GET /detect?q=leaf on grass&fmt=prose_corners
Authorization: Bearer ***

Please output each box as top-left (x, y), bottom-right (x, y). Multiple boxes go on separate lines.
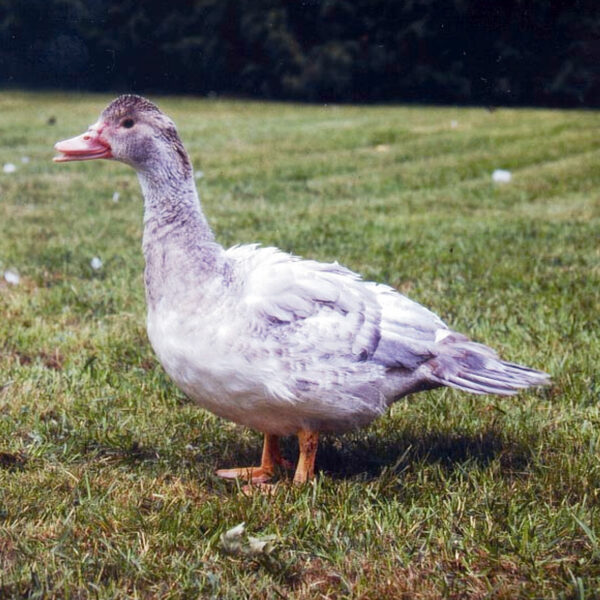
top-left (220, 522), bottom-right (278, 558)
top-left (220, 522), bottom-right (246, 555)
top-left (248, 535), bottom-right (277, 556)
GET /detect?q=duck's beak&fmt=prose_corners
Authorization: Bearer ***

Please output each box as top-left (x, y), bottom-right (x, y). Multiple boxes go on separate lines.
top-left (54, 125), bottom-right (112, 162)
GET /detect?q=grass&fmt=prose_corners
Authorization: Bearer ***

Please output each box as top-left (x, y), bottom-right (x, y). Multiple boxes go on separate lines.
top-left (0, 90), bottom-right (599, 599)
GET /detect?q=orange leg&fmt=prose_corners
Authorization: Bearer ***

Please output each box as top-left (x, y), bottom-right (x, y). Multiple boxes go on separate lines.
top-left (216, 433), bottom-right (291, 483)
top-left (293, 430), bottom-right (319, 484)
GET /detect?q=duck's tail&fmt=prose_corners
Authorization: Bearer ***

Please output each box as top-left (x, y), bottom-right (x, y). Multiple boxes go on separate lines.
top-left (427, 335), bottom-right (550, 396)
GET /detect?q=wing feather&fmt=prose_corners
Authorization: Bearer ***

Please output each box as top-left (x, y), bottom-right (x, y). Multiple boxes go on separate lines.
top-left (225, 245), bottom-right (447, 370)
top-left (223, 244), bottom-right (549, 405)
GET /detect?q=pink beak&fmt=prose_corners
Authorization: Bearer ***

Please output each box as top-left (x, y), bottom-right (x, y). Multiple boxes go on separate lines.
top-left (54, 126), bottom-right (112, 162)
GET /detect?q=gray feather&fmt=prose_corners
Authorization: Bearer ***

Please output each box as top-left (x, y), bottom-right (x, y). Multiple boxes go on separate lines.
top-left (426, 339), bottom-right (550, 396)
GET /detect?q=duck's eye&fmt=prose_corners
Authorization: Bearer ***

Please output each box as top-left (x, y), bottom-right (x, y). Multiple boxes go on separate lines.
top-left (121, 118), bottom-right (135, 129)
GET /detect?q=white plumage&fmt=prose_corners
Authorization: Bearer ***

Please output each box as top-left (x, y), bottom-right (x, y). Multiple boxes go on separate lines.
top-left (54, 95), bottom-right (549, 485)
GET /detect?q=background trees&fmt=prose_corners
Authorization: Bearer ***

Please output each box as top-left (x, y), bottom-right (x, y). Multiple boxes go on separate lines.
top-left (0, 0), bottom-right (597, 106)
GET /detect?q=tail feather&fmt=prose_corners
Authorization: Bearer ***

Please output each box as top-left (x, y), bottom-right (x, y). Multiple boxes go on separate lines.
top-left (444, 373), bottom-right (518, 396)
top-left (428, 340), bottom-right (550, 396)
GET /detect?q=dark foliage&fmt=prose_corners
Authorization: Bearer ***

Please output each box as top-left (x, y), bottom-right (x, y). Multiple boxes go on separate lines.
top-left (0, 0), bottom-right (598, 106)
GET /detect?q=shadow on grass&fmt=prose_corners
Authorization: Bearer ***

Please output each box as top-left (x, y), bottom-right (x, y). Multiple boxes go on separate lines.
top-left (211, 425), bottom-right (536, 482)
top-left (315, 426), bottom-right (535, 481)
top-left (70, 422), bottom-right (536, 484)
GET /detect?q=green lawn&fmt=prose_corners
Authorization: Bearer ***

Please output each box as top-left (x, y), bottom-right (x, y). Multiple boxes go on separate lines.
top-left (0, 91), bottom-right (599, 599)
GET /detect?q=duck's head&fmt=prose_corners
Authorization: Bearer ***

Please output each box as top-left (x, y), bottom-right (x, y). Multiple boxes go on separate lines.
top-left (54, 95), bottom-right (191, 176)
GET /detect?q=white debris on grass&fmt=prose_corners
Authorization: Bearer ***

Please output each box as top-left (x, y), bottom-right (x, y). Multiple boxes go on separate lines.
top-left (112, 191), bottom-right (120, 203)
top-left (21, 156), bottom-right (30, 164)
top-left (450, 120), bottom-right (458, 128)
top-left (492, 169), bottom-right (512, 183)
top-left (3, 163), bottom-right (16, 174)
top-left (194, 170), bottom-right (204, 180)
top-left (4, 270), bottom-right (20, 285)
top-left (219, 522), bottom-right (277, 558)
top-left (220, 522), bottom-right (246, 556)
top-left (375, 144), bottom-right (390, 153)
top-left (90, 257), bottom-right (103, 270)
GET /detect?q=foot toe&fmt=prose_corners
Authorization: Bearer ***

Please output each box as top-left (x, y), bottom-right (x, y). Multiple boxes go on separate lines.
top-left (216, 466), bottom-right (272, 483)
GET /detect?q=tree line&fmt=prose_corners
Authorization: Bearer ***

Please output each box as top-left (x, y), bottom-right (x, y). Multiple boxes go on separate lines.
top-left (0, 0), bottom-right (597, 107)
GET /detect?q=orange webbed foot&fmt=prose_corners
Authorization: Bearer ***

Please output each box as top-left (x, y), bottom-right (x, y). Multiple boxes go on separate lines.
top-left (215, 466), bottom-right (273, 483)
top-left (217, 431), bottom-right (319, 489)
top-left (216, 433), bottom-right (288, 485)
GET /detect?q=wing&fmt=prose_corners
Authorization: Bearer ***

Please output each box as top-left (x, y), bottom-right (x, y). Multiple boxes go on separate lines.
top-left (225, 244), bottom-right (450, 370)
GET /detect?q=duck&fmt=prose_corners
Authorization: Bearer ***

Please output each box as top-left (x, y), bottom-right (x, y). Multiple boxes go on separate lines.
top-left (54, 95), bottom-right (549, 486)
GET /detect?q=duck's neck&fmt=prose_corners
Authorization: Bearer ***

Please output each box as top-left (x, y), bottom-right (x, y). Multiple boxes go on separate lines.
top-left (139, 170), bottom-right (214, 245)
top-left (138, 169), bottom-right (220, 310)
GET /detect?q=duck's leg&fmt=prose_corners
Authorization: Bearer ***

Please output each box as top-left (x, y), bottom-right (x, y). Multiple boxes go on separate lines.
top-left (216, 433), bottom-right (291, 483)
top-left (293, 430), bottom-right (319, 484)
